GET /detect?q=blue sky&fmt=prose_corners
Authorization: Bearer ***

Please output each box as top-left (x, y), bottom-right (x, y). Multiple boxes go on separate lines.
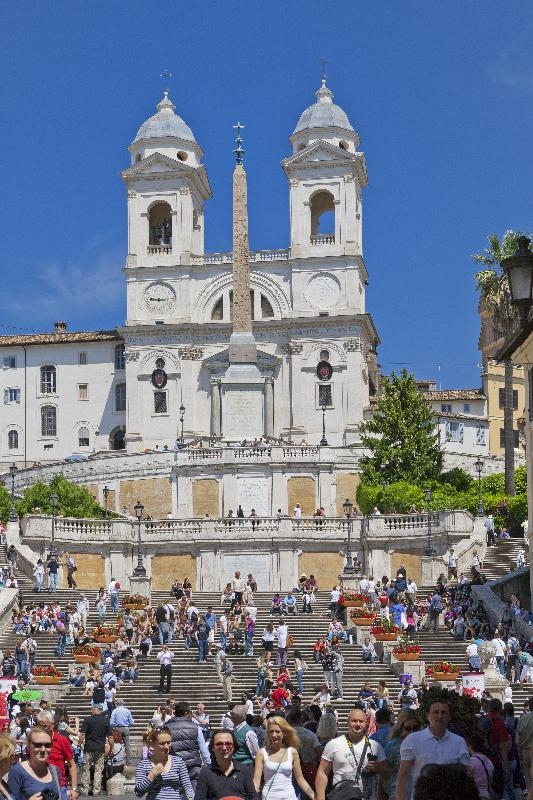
top-left (1, 1), bottom-right (533, 388)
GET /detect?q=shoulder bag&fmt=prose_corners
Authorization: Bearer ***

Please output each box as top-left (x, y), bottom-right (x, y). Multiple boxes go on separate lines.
top-left (474, 754), bottom-right (497, 800)
top-left (327, 737), bottom-right (369, 800)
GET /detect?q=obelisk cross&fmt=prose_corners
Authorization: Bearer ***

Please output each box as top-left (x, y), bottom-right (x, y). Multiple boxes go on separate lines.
top-left (233, 122), bottom-right (245, 165)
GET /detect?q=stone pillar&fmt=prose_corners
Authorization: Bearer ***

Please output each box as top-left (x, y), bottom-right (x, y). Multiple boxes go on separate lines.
top-left (129, 575), bottom-right (152, 605)
top-left (265, 378), bottom-right (274, 437)
top-left (210, 379), bottom-right (221, 437)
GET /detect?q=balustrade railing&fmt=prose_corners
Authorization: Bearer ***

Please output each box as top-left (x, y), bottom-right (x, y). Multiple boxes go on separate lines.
top-left (310, 234), bottom-right (335, 245)
top-left (190, 248), bottom-right (290, 266)
top-left (147, 244), bottom-right (172, 254)
top-left (383, 512), bottom-right (441, 530)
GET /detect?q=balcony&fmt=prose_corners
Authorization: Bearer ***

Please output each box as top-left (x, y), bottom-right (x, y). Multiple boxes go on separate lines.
top-left (310, 235), bottom-right (335, 245)
top-left (147, 245), bottom-right (172, 255)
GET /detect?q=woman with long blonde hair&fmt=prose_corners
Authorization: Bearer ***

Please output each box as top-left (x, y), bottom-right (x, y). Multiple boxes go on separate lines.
top-left (253, 716), bottom-right (314, 799)
top-left (385, 709), bottom-right (421, 800)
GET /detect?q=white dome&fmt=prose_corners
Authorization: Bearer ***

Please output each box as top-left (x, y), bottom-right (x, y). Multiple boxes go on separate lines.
top-left (133, 92), bottom-right (196, 144)
top-left (293, 80), bottom-right (354, 134)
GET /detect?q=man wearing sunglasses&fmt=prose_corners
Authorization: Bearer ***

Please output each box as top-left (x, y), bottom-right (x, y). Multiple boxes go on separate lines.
top-left (396, 699), bottom-right (470, 800)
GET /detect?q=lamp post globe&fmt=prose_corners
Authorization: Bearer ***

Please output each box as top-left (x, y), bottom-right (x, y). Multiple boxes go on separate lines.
top-left (179, 404), bottom-right (186, 444)
top-left (102, 485), bottom-right (110, 518)
top-left (133, 500), bottom-right (146, 577)
top-left (501, 236), bottom-right (533, 324)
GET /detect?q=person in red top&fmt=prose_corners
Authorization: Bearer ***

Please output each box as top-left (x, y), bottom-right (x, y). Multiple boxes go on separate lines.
top-left (37, 710), bottom-right (78, 800)
top-left (270, 682), bottom-right (290, 710)
top-left (485, 698), bottom-right (511, 798)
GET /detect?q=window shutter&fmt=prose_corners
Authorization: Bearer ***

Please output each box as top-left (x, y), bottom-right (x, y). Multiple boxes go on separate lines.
top-left (459, 423), bottom-right (464, 443)
top-left (3, 389), bottom-right (8, 404)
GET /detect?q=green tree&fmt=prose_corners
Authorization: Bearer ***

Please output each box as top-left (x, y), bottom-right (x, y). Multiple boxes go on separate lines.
top-left (473, 231), bottom-right (532, 496)
top-left (358, 369), bottom-right (443, 486)
top-left (16, 474), bottom-right (105, 520)
top-left (0, 484), bottom-right (14, 524)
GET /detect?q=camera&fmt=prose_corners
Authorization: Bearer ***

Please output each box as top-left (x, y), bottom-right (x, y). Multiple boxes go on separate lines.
top-left (41, 789), bottom-right (59, 800)
top-left (367, 753), bottom-right (377, 762)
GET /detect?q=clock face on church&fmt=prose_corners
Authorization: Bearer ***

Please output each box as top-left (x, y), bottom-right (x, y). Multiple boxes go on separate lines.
top-left (143, 282), bottom-right (176, 315)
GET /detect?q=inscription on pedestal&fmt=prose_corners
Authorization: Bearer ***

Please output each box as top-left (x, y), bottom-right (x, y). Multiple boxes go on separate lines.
top-left (237, 476), bottom-right (270, 516)
top-left (223, 386), bottom-right (264, 440)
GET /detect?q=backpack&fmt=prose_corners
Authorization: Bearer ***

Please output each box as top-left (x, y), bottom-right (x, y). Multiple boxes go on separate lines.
top-left (190, 610), bottom-right (198, 623)
top-left (429, 597), bottom-right (442, 614)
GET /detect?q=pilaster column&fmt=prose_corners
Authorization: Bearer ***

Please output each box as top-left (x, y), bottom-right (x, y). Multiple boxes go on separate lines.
top-left (210, 379), bottom-right (221, 437)
top-left (265, 377), bottom-right (274, 437)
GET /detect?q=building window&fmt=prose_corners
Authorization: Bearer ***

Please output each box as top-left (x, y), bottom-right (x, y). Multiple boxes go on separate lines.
top-left (463, 403), bottom-right (471, 413)
top-left (476, 425), bottom-right (486, 445)
top-left (155, 357), bottom-right (166, 370)
top-left (41, 405), bottom-right (57, 437)
top-left (499, 388), bottom-right (518, 410)
top-left (40, 365), bottom-right (56, 394)
top-left (441, 403), bottom-right (452, 413)
top-left (8, 430), bottom-right (18, 449)
top-left (318, 384), bottom-right (333, 407)
top-left (4, 388), bottom-right (20, 404)
top-left (445, 421), bottom-right (464, 443)
top-left (78, 384), bottom-right (88, 400)
top-left (320, 349), bottom-right (330, 362)
top-left (79, 352), bottom-right (87, 365)
top-left (115, 383), bottom-right (126, 412)
top-left (2, 356), bottom-right (16, 369)
top-left (114, 344), bottom-right (125, 370)
top-left (154, 391), bottom-right (168, 414)
top-left (78, 426), bottom-right (90, 447)
top-left (500, 428), bottom-right (520, 448)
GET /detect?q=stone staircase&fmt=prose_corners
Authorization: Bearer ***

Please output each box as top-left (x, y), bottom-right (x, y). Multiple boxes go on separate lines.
top-left (1, 539), bottom-right (528, 737)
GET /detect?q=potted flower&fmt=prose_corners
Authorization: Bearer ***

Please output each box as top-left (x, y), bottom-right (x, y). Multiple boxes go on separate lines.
top-left (349, 607), bottom-right (377, 625)
top-left (340, 591), bottom-right (371, 608)
top-left (32, 665), bottom-right (62, 685)
top-left (92, 624), bottom-right (121, 643)
top-left (392, 639), bottom-right (423, 661)
top-left (370, 621), bottom-right (401, 641)
top-left (426, 661), bottom-right (461, 681)
top-left (73, 645), bottom-right (102, 664)
top-left (121, 594), bottom-right (150, 610)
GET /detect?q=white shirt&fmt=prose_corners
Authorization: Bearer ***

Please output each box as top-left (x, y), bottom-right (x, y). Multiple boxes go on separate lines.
top-left (407, 581), bottom-right (418, 594)
top-left (359, 579), bottom-right (369, 594)
top-left (400, 727), bottom-right (470, 789)
top-left (493, 638), bottom-right (506, 658)
top-left (294, 506), bottom-right (302, 518)
top-left (466, 642), bottom-right (478, 658)
top-left (157, 649), bottom-right (174, 666)
top-left (331, 589), bottom-right (341, 603)
top-left (276, 625), bottom-right (288, 648)
top-left (322, 735), bottom-right (385, 797)
top-left (448, 554), bottom-right (458, 568)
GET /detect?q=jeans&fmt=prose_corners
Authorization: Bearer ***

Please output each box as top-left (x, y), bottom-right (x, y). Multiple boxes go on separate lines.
top-left (197, 640), bottom-right (208, 662)
top-left (220, 631), bottom-right (227, 651)
top-left (110, 593), bottom-right (119, 613)
top-left (56, 633), bottom-right (66, 656)
top-left (245, 634), bottom-right (254, 656)
top-left (255, 674), bottom-right (266, 696)
top-left (49, 573), bottom-right (58, 592)
top-left (296, 668), bottom-right (303, 694)
top-left (16, 656), bottom-right (26, 677)
top-left (34, 574), bottom-right (43, 592)
top-left (496, 655), bottom-right (505, 675)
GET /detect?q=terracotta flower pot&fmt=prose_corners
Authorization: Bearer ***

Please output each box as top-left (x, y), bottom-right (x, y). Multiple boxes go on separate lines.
top-left (122, 604), bottom-right (147, 611)
top-left (33, 676), bottom-right (61, 685)
top-left (74, 654), bottom-right (100, 664)
top-left (352, 617), bottom-right (377, 625)
top-left (373, 633), bottom-right (399, 641)
top-left (394, 652), bottom-right (421, 661)
top-left (432, 672), bottom-right (460, 682)
top-left (344, 600), bottom-right (364, 608)
top-left (93, 636), bottom-right (119, 643)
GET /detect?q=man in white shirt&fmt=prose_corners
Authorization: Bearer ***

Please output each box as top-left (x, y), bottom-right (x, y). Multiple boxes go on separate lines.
top-left (294, 503), bottom-right (302, 526)
top-left (157, 644), bottom-right (174, 693)
top-left (359, 576), bottom-right (370, 595)
top-left (77, 595), bottom-right (89, 629)
top-left (446, 548), bottom-right (458, 580)
top-left (466, 641), bottom-right (480, 671)
top-left (492, 634), bottom-right (507, 675)
top-left (275, 623), bottom-right (288, 666)
top-left (218, 613), bottom-right (228, 651)
top-left (315, 705), bottom-right (388, 800)
top-left (396, 700), bottom-right (470, 800)
top-left (406, 578), bottom-right (418, 601)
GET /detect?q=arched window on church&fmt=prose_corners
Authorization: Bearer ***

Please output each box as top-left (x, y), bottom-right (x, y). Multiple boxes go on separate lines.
top-left (8, 430), bottom-right (18, 449)
top-left (310, 191), bottom-right (335, 244)
top-left (210, 290), bottom-right (276, 322)
top-left (78, 426), bottom-right (90, 447)
top-left (110, 426), bottom-right (125, 451)
top-left (148, 202), bottom-right (172, 250)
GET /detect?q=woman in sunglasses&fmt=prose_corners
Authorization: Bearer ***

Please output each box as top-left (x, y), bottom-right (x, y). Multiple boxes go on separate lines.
top-left (7, 725), bottom-right (62, 800)
top-left (195, 728), bottom-right (258, 799)
top-left (384, 710), bottom-right (421, 800)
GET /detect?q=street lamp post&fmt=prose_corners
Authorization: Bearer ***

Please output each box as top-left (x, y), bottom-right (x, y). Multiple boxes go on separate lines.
top-left (424, 487), bottom-right (434, 556)
top-left (133, 500), bottom-right (146, 577)
top-left (320, 405), bottom-right (328, 447)
top-left (8, 463), bottom-right (18, 522)
top-left (179, 404), bottom-right (185, 444)
top-left (49, 493), bottom-right (58, 556)
top-left (102, 485), bottom-right (110, 518)
top-left (342, 498), bottom-right (355, 574)
top-left (475, 457), bottom-right (484, 516)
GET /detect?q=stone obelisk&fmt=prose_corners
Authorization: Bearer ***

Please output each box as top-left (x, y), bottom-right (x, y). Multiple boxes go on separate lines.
top-left (228, 125), bottom-right (258, 365)
top-left (221, 124), bottom-right (264, 439)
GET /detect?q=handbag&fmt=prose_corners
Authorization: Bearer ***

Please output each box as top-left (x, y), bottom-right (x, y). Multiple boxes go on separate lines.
top-left (327, 737), bottom-right (369, 800)
top-left (475, 754), bottom-right (498, 800)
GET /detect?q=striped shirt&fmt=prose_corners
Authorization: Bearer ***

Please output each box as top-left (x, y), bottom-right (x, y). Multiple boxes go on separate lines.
top-left (135, 755), bottom-right (194, 800)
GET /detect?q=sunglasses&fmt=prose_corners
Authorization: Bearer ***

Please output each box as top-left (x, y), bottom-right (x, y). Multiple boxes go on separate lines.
top-left (214, 742), bottom-right (234, 749)
top-left (31, 742), bottom-right (52, 749)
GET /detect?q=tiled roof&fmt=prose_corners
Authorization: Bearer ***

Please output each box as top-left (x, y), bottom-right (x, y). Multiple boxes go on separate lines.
top-left (0, 330), bottom-right (121, 346)
top-left (425, 389), bottom-right (485, 401)
top-left (434, 411), bottom-right (487, 422)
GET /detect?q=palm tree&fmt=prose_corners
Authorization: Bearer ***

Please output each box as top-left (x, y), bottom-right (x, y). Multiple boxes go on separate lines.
top-left (473, 231), bottom-right (532, 496)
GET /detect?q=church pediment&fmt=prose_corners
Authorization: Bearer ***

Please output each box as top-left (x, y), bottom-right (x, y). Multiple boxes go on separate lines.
top-left (283, 140), bottom-right (357, 167)
top-left (122, 152), bottom-right (193, 179)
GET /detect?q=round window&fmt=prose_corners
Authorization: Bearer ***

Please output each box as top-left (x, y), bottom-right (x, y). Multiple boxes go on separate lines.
top-left (320, 349), bottom-right (330, 362)
top-left (155, 358), bottom-right (166, 369)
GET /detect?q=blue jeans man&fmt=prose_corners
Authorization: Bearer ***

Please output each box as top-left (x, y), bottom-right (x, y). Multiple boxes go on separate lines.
top-left (220, 630), bottom-right (227, 651)
top-left (158, 622), bottom-right (172, 645)
top-left (56, 632), bottom-right (66, 656)
top-left (496, 655), bottom-right (505, 675)
top-left (110, 592), bottom-right (119, 613)
top-left (49, 572), bottom-right (58, 592)
top-left (197, 639), bottom-right (208, 662)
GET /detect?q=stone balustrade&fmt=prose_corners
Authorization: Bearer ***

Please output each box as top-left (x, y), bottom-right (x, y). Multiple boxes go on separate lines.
top-left (190, 248), bottom-right (290, 266)
top-left (383, 512), bottom-right (440, 530)
top-left (310, 234), bottom-right (335, 245)
top-left (146, 244), bottom-right (171, 254)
